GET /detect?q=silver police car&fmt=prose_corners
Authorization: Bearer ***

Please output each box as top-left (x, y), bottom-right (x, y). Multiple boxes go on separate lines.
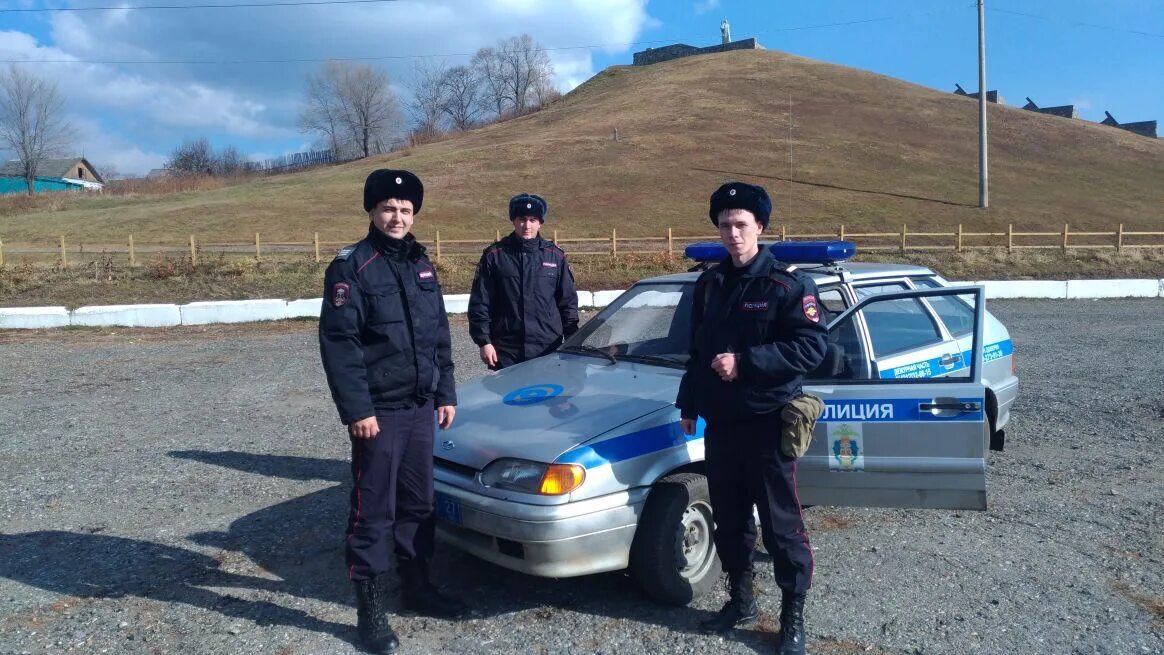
top-left (433, 241), bottom-right (1018, 604)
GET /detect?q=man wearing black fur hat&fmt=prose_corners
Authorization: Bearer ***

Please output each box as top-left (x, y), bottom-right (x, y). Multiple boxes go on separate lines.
top-left (468, 193), bottom-right (579, 370)
top-left (676, 181), bottom-right (827, 655)
top-left (319, 169), bottom-right (465, 654)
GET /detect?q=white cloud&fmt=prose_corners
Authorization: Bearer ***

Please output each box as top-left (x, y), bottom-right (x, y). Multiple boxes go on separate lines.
top-left (694, 0), bottom-right (721, 16)
top-left (2, 2), bottom-right (653, 173)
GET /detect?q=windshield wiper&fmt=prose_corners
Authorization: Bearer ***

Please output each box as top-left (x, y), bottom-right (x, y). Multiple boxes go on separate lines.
top-left (621, 353), bottom-right (688, 366)
top-left (561, 344), bottom-right (617, 365)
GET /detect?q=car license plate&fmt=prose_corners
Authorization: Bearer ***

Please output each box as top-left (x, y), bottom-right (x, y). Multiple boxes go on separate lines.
top-left (435, 493), bottom-right (462, 525)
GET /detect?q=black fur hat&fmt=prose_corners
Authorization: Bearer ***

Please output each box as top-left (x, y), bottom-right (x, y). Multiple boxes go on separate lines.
top-left (364, 169), bottom-right (423, 213)
top-left (708, 181), bottom-right (772, 229)
top-left (508, 193), bottom-right (548, 222)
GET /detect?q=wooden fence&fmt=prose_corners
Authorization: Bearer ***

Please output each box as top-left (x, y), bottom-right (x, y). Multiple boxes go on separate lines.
top-left (2, 223), bottom-right (1162, 268)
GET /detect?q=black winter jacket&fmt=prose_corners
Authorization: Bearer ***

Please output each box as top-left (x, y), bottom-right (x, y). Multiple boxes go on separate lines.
top-left (468, 234), bottom-right (579, 361)
top-left (319, 226), bottom-right (456, 423)
top-left (676, 245), bottom-right (827, 424)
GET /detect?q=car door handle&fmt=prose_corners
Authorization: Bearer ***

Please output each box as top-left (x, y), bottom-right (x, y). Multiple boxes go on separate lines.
top-left (920, 398), bottom-right (981, 413)
top-left (938, 353), bottom-right (962, 367)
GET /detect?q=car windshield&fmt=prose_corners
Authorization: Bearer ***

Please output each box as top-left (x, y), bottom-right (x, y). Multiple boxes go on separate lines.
top-left (563, 283), bottom-right (693, 366)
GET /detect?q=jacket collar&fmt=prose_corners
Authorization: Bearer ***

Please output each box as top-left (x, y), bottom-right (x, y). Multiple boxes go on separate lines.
top-left (717, 244), bottom-right (776, 278)
top-left (366, 224), bottom-right (426, 260)
top-left (502, 232), bottom-right (544, 253)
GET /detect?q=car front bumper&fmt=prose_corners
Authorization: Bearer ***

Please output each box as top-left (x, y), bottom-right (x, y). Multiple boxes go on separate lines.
top-left (433, 480), bottom-right (648, 578)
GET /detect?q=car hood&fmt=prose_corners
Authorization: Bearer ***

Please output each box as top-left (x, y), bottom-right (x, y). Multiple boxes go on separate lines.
top-left (435, 353), bottom-right (681, 470)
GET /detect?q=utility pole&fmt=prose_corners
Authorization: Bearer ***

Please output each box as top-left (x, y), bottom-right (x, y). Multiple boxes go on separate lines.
top-left (978, 0), bottom-right (989, 208)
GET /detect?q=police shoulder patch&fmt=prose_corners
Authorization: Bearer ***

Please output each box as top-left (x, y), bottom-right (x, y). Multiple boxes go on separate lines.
top-left (334, 246), bottom-right (356, 261)
top-left (802, 294), bottom-right (821, 323)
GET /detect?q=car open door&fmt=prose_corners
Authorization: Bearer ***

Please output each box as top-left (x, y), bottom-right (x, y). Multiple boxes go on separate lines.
top-left (800, 286), bottom-right (989, 510)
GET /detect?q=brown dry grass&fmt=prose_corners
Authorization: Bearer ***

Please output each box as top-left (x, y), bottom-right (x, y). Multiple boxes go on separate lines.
top-left (0, 49), bottom-right (1159, 250)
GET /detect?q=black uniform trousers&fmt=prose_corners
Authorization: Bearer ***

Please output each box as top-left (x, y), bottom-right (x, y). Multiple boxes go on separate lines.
top-left (705, 412), bottom-right (814, 594)
top-left (345, 400), bottom-right (436, 582)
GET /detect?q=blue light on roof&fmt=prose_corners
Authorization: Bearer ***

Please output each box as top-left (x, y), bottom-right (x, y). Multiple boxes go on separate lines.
top-left (770, 240), bottom-right (857, 263)
top-left (683, 242), bottom-right (728, 262)
top-left (684, 240), bottom-right (857, 264)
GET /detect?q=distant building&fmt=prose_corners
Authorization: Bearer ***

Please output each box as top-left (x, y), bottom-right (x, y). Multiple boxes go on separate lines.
top-left (633, 37), bottom-right (763, 66)
top-left (953, 83), bottom-right (1003, 104)
top-left (1100, 111), bottom-right (1157, 139)
top-left (145, 167), bottom-right (173, 180)
top-left (0, 157), bottom-right (106, 195)
top-left (1022, 97), bottom-right (1076, 118)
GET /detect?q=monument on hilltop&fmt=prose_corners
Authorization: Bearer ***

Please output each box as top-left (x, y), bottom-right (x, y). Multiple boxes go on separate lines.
top-left (633, 18), bottom-right (760, 66)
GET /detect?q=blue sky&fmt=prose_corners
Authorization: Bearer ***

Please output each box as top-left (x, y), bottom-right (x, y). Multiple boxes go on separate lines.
top-left (1, 0), bottom-right (1159, 175)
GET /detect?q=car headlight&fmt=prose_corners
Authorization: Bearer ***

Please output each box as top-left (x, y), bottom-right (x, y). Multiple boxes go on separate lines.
top-left (478, 458), bottom-right (586, 496)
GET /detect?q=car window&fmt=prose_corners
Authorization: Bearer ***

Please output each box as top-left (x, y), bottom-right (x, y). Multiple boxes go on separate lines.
top-left (852, 282), bottom-right (944, 357)
top-left (814, 290), bottom-right (980, 382)
top-left (809, 286), bottom-right (868, 381)
top-left (911, 277), bottom-right (974, 336)
top-left (567, 284), bottom-right (692, 361)
top-left (816, 286), bottom-right (847, 319)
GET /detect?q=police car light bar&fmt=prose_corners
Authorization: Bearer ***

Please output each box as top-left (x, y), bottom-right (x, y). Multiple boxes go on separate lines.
top-left (684, 240), bottom-right (857, 264)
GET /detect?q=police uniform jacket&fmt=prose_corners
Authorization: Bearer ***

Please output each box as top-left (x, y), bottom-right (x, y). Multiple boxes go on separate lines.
top-left (676, 245), bottom-right (828, 424)
top-left (319, 226), bottom-right (456, 423)
top-left (468, 234), bottom-right (579, 360)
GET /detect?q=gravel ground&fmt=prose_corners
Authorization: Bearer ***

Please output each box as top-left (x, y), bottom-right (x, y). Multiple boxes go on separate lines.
top-left (1, 300), bottom-right (1161, 655)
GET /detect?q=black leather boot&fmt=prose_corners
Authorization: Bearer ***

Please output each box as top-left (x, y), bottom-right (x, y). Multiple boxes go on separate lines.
top-left (399, 558), bottom-right (467, 619)
top-left (353, 574), bottom-right (399, 654)
top-left (699, 571), bottom-right (759, 634)
top-left (775, 589), bottom-right (806, 655)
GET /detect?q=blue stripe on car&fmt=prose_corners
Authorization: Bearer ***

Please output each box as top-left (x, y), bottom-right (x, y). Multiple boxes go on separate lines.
top-left (557, 398), bottom-right (983, 467)
top-left (879, 339), bottom-right (1013, 379)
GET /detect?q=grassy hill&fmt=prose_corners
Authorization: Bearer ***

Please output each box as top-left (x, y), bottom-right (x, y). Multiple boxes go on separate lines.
top-left (2, 48), bottom-right (1162, 249)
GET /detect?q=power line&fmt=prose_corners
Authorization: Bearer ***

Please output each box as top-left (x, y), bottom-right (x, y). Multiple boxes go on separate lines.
top-left (0, 0), bottom-right (401, 12)
top-left (0, 39), bottom-right (686, 65)
top-left (989, 6), bottom-right (1163, 39)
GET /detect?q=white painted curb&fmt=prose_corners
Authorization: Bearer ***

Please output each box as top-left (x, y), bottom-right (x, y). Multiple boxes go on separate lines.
top-left (1, 280), bottom-right (1161, 330)
top-left (444, 294), bottom-right (470, 314)
top-left (0, 306), bottom-right (70, 329)
top-left (72, 304), bottom-right (181, 328)
top-left (1066, 279), bottom-right (1160, 299)
top-left (975, 280), bottom-right (1068, 300)
top-left (286, 298), bottom-right (323, 319)
top-left (180, 299), bottom-right (288, 325)
top-left (592, 290), bottom-right (624, 308)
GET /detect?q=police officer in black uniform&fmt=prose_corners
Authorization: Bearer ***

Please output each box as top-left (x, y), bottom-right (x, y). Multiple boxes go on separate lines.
top-left (468, 193), bottom-right (579, 370)
top-left (676, 182), bottom-right (827, 655)
top-left (319, 169), bottom-right (464, 654)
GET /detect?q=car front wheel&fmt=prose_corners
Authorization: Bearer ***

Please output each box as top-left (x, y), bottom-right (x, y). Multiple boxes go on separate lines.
top-left (629, 472), bottom-right (722, 605)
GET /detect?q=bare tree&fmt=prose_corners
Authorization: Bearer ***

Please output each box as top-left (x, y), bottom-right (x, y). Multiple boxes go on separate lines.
top-left (0, 65), bottom-right (75, 195)
top-left (439, 65), bottom-right (481, 130)
top-left (407, 60), bottom-right (448, 141)
top-left (298, 61), bottom-right (403, 159)
top-left (472, 47), bottom-right (510, 119)
top-left (167, 137), bottom-right (215, 176)
top-left (496, 34), bottom-right (555, 114)
top-left (298, 64), bottom-right (345, 154)
top-left (216, 144), bottom-right (247, 176)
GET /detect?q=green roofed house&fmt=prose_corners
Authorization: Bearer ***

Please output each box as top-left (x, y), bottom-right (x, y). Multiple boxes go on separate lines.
top-left (0, 157), bottom-right (106, 195)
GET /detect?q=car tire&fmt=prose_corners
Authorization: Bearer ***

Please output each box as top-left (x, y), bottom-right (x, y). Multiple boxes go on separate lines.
top-left (629, 472), bottom-right (722, 605)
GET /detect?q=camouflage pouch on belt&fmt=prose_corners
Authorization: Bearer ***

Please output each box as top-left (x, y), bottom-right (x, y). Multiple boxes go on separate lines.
top-left (780, 393), bottom-right (825, 459)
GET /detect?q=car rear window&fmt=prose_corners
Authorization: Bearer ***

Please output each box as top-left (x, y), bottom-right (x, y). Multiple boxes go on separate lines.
top-left (853, 283), bottom-right (944, 357)
top-left (912, 277), bottom-right (975, 337)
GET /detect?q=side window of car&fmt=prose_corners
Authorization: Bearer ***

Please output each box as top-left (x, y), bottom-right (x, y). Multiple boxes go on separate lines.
top-left (911, 277), bottom-right (974, 337)
top-left (809, 286), bottom-right (870, 381)
top-left (853, 283), bottom-right (944, 357)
